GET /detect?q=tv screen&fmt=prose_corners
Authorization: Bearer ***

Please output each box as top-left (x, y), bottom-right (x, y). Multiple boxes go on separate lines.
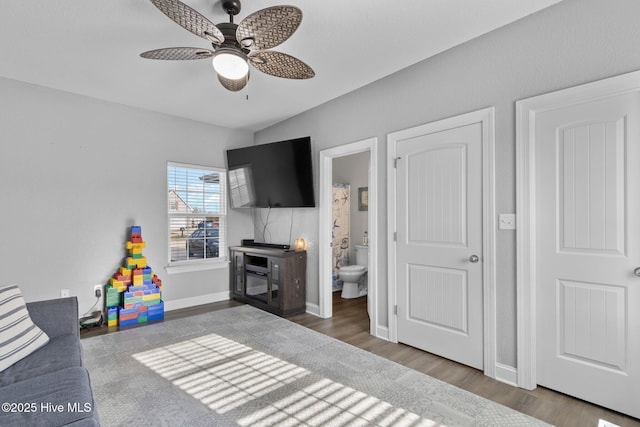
top-left (226, 137), bottom-right (315, 208)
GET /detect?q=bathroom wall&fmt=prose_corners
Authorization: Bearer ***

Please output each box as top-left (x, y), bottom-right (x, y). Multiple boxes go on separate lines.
top-left (333, 151), bottom-right (370, 263)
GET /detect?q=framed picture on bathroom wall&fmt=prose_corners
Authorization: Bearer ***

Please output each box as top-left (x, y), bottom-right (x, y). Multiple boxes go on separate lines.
top-left (358, 187), bottom-right (368, 211)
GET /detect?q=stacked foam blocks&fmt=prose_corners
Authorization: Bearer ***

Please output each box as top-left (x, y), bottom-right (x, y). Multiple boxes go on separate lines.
top-left (105, 226), bottom-right (164, 327)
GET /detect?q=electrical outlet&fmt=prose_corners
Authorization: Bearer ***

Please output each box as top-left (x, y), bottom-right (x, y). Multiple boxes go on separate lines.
top-left (60, 289), bottom-right (70, 298)
top-left (94, 285), bottom-right (102, 298)
top-left (499, 213), bottom-right (516, 230)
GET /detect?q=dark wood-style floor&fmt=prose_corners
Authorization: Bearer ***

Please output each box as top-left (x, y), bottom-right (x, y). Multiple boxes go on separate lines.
top-left (81, 294), bottom-right (639, 427)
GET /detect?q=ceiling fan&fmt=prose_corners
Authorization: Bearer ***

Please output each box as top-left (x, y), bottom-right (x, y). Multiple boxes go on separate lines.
top-left (141, 0), bottom-right (315, 91)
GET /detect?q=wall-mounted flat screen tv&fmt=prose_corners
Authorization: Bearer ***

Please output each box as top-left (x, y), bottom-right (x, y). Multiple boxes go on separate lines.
top-left (226, 136), bottom-right (315, 208)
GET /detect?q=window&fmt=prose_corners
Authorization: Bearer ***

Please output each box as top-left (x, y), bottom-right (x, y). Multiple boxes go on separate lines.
top-left (167, 162), bottom-right (226, 266)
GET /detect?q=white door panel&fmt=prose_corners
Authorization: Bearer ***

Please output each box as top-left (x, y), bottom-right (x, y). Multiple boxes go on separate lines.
top-left (396, 122), bottom-right (483, 370)
top-left (535, 91), bottom-right (640, 417)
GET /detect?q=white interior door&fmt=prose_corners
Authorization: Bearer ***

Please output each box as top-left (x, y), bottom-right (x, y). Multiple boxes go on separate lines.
top-left (534, 91), bottom-right (640, 417)
top-left (395, 122), bottom-right (483, 370)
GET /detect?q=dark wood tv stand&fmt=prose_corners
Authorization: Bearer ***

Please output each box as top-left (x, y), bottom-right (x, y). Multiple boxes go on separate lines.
top-left (229, 246), bottom-right (306, 317)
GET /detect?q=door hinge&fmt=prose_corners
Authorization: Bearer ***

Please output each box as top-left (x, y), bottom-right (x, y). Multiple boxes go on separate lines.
top-left (393, 157), bottom-right (401, 168)
top-left (394, 305), bottom-right (398, 315)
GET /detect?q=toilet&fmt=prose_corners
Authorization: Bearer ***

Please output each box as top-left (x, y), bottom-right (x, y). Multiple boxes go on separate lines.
top-left (339, 244), bottom-right (368, 299)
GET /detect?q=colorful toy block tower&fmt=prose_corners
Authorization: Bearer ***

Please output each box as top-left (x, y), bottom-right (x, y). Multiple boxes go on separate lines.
top-left (105, 226), bottom-right (164, 327)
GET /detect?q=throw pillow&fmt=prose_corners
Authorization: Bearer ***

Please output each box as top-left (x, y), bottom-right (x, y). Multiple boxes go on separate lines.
top-left (0, 285), bottom-right (50, 372)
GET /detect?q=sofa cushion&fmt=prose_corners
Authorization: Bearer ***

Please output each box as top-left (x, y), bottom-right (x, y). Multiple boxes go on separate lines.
top-left (0, 366), bottom-right (99, 426)
top-left (27, 297), bottom-right (80, 339)
top-left (0, 333), bottom-right (82, 386)
top-left (0, 285), bottom-right (50, 372)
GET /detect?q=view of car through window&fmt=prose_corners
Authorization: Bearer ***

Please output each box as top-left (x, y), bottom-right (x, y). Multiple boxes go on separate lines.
top-left (186, 224), bottom-right (219, 258)
top-left (168, 163), bottom-right (225, 263)
top-left (169, 217), bottom-right (221, 262)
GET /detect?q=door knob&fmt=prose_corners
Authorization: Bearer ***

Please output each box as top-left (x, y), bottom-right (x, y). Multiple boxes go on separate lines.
top-left (634, 267), bottom-right (640, 277)
top-left (469, 255), bottom-right (480, 263)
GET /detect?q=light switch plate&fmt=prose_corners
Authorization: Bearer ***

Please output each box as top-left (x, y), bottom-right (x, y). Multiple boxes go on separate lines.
top-left (499, 214), bottom-right (516, 230)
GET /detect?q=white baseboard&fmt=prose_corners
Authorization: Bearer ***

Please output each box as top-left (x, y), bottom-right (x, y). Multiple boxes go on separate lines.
top-left (495, 363), bottom-right (518, 387)
top-left (374, 325), bottom-right (389, 341)
top-left (163, 291), bottom-right (230, 312)
top-left (305, 302), bottom-right (321, 317)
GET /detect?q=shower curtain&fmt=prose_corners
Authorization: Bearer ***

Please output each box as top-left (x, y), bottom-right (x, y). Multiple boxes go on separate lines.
top-left (332, 183), bottom-right (350, 291)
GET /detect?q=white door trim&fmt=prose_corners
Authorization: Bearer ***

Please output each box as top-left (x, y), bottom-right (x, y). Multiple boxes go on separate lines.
top-left (318, 138), bottom-right (380, 337)
top-left (387, 107), bottom-right (497, 377)
top-left (515, 69), bottom-right (640, 389)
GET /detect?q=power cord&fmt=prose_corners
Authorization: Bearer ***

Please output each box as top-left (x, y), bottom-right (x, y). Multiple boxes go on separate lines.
top-left (80, 295), bottom-right (103, 329)
top-left (81, 296), bottom-right (100, 318)
top-left (288, 208), bottom-right (294, 247)
top-left (262, 206), bottom-right (272, 242)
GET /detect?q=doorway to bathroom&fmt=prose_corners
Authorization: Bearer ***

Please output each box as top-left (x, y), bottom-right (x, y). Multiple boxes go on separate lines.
top-left (319, 137), bottom-right (379, 337)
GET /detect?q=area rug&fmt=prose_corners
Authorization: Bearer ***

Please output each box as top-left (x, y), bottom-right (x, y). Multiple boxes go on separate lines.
top-left (81, 305), bottom-right (551, 426)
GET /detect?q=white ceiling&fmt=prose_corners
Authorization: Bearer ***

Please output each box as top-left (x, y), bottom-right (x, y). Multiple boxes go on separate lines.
top-left (0, 0), bottom-right (562, 131)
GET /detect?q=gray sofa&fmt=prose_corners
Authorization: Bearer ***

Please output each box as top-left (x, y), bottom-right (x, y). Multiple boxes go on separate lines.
top-left (0, 297), bottom-right (99, 426)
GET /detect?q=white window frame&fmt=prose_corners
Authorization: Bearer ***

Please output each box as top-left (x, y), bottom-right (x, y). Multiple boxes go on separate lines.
top-left (165, 162), bottom-right (228, 274)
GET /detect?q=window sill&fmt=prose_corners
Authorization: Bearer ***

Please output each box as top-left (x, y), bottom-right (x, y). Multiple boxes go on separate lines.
top-left (164, 259), bottom-right (229, 275)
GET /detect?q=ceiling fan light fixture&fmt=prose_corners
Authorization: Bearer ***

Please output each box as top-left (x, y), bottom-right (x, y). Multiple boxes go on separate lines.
top-left (212, 48), bottom-right (249, 80)
top-left (143, 0), bottom-right (314, 88)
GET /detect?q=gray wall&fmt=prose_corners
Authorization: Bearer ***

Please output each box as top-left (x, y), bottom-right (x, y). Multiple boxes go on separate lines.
top-left (0, 78), bottom-right (253, 314)
top-left (254, 0), bottom-right (640, 368)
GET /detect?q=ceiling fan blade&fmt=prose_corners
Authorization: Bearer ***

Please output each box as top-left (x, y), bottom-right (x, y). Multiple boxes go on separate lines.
top-left (218, 72), bottom-right (250, 92)
top-left (140, 47), bottom-right (214, 60)
top-left (249, 51), bottom-right (314, 79)
top-left (236, 6), bottom-right (302, 50)
top-left (149, 0), bottom-right (224, 44)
